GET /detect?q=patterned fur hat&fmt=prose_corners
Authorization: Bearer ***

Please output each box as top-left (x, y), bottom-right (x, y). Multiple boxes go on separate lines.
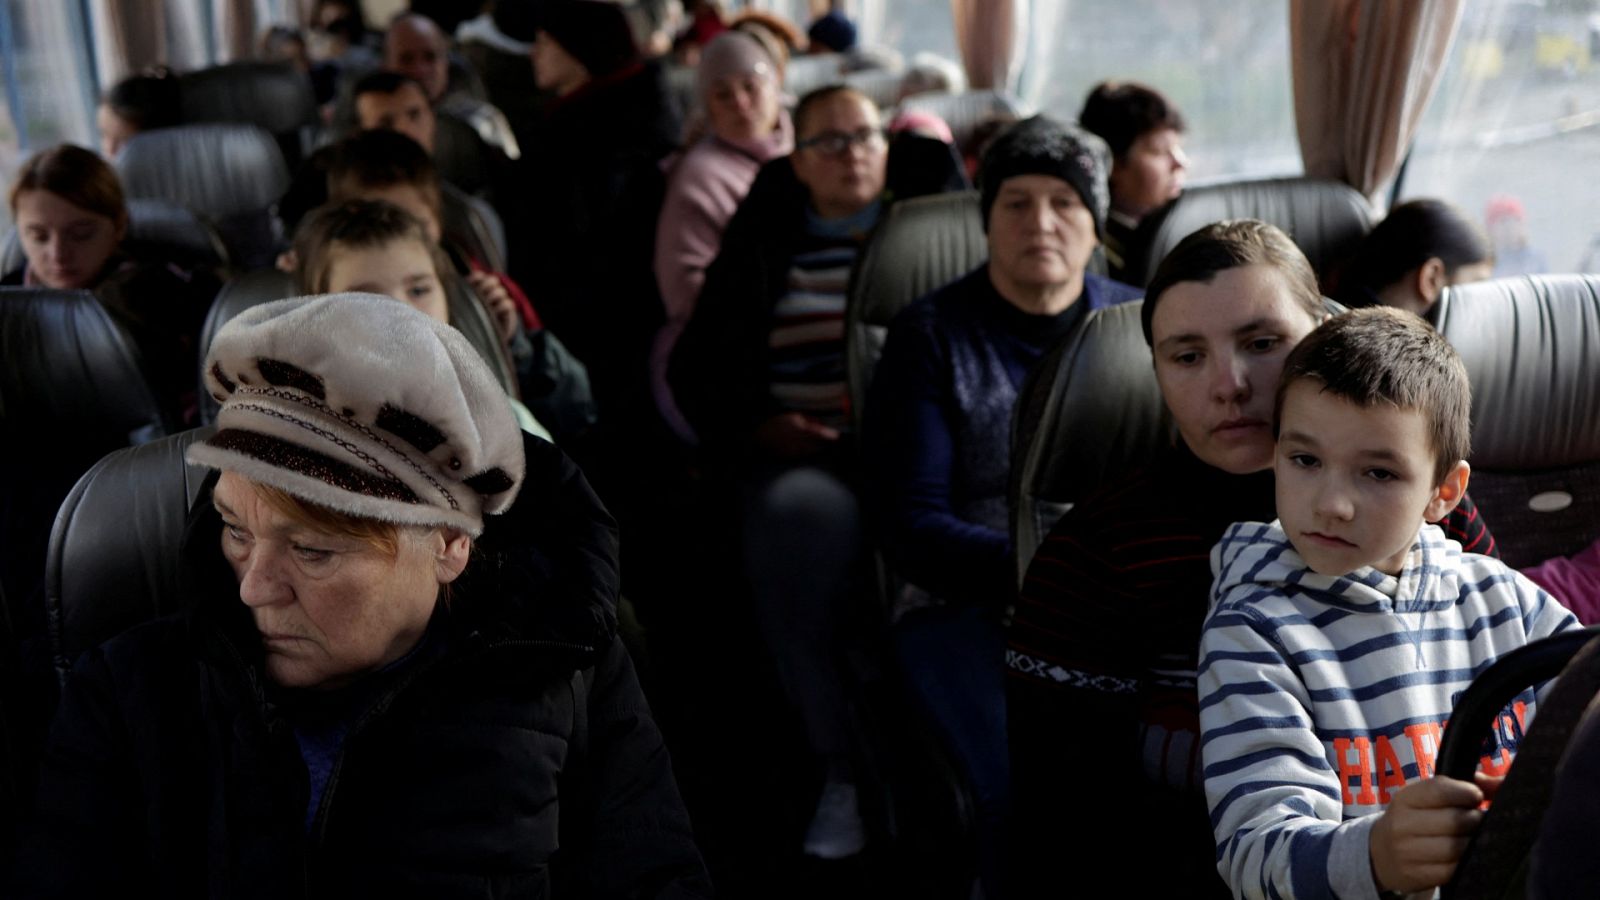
top-left (979, 115), bottom-right (1112, 237)
top-left (188, 293), bottom-right (525, 537)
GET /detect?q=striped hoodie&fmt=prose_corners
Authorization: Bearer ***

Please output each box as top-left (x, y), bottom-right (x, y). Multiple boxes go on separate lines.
top-left (1198, 520), bottom-right (1577, 900)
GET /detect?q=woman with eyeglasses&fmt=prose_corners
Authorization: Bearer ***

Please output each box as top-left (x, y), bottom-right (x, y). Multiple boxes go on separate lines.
top-left (669, 83), bottom-right (964, 860)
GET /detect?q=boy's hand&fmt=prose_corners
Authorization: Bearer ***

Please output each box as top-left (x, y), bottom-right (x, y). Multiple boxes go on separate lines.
top-left (1370, 775), bottom-right (1486, 893)
top-left (467, 271), bottom-right (520, 344)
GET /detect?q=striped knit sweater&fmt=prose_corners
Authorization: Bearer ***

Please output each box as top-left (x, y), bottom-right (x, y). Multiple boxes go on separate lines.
top-left (1198, 520), bottom-right (1577, 900)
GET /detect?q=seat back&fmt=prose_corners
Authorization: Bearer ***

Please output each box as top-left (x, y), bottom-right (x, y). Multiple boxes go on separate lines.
top-left (442, 182), bottom-right (509, 274)
top-left (844, 67), bottom-right (906, 109)
top-left (844, 190), bottom-right (987, 428)
top-left (1131, 176), bottom-right (1373, 288)
top-left (1434, 275), bottom-right (1600, 568)
top-left (116, 123), bottom-right (291, 270)
top-left (196, 268), bottom-right (298, 424)
top-left (3, 198), bottom-right (231, 275)
top-left (176, 61), bottom-right (318, 167)
top-left (45, 429), bottom-right (214, 680)
top-left (0, 288), bottom-right (170, 632)
top-left (784, 53), bottom-right (845, 96)
top-left (1009, 301), bottom-right (1163, 583)
top-left (899, 90), bottom-right (1027, 149)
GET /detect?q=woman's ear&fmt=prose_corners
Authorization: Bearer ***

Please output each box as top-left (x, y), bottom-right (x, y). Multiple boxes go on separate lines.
top-left (435, 529), bottom-right (472, 583)
top-left (1416, 256), bottom-right (1448, 304)
top-left (1424, 460), bottom-right (1471, 523)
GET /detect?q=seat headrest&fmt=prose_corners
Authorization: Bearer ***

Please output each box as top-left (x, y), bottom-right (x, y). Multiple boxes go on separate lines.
top-left (178, 62), bottom-right (317, 134)
top-left (783, 53), bottom-right (845, 96)
top-left (900, 90), bottom-right (1027, 148)
top-left (1434, 275), bottom-right (1600, 469)
top-left (843, 68), bottom-right (906, 109)
top-left (195, 269), bottom-right (297, 425)
top-left (845, 190), bottom-right (986, 425)
top-left (46, 428), bottom-right (214, 676)
top-left (441, 183), bottom-right (509, 277)
top-left (1133, 176), bottom-right (1373, 287)
top-left (1010, 300), bottom-right (1164, 584)
top-left (117, 123), bottom-right (290, 219)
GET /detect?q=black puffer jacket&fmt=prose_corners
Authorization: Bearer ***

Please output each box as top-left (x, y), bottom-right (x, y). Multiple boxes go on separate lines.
top-left (11, 435), bottom-right (712, 899)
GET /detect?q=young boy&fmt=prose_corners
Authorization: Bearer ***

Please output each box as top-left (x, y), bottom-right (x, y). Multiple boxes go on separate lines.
top-left (1198, 307), bottom-right (1579, 899)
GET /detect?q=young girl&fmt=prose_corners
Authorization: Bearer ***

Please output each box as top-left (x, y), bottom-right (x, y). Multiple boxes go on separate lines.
top-left (292, 198), bottom-right (551, 441)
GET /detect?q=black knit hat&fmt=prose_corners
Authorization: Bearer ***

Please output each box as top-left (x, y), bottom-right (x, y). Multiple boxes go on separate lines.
top-left (525, 0), bottom-right (641, 79)
top-left (978, 115), bottom-right (1111, 237)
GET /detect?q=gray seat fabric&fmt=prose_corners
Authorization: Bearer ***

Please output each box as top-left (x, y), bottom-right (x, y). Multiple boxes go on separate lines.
top-left (1130, 176), bottom-right (1373, 288)
top-left (1434, 275), bottom-right (1600, 568)
top-left (900, 90), bottom-right (1027, 150)
top-left (844, 190), bottom-right (987, 428)
top-left (843, 68), bottom-right (906, 110)
top-left (784, 53), bottom-right (846, 97)
top-left (116, 124), bottom-right (291, 270)
top-left (45, 427), bottom-right (214, 681)
top-left (1009, 301), bottom-right (1163, 584)
top-left (2, 198), bottom-right (229, 275)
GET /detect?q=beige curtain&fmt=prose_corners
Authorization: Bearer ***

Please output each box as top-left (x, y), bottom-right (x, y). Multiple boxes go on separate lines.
top-left (950, 0), bottom-right (1018, 91)
top-left (87, 0), bottom-right (170, 84)
top-left (214, 0), bottom-right (261, 63)
top-left (1290, 0), bottom-right (1465, 198)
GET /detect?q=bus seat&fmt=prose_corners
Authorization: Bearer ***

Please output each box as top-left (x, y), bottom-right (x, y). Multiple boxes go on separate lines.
top-left (44, 428), bottom-right (214, 683)
top-left (1130, 176), bottom-right (1373, 288)
top-left (783, 53), bottom-right (846, 97)
top-left (1433, 625), bottom-right (1600, 900)
top-left (442, 182), bottom-right (509, 274)
top-left (845, 190), bottom-right (986, 429)
top-left (1434, 275), bottom-right (1600, 568)
top-left (898, 90), bottom-right (1028, 151)
top-left (843, 68), bottom-right (906, 110)
top-left (0, 288), bottom-right (171, 643)
top-left (1009, 301), bottom-right (1162, 585)
top-left (195, 268), bottom-right (297, 424)
top-left (2, 198), bottom-right (230, 276)
top-left (176, 61), bottom-right (318, 168)
top-left (116, 123), bottom-right (291, 271)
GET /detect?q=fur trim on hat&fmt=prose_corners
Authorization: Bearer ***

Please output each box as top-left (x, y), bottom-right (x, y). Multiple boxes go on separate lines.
top-left (978, 115), bottom-right (1111, 238)
top-left (188, 293), bottom-right (525, 537)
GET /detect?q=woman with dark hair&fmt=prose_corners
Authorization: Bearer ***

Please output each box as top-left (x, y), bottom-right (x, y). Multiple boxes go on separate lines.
top-left (1078, 81), bottom-right (1189, 282)
top-left (1336, 198), bottom-right (1493, 317)
top-left (5, 144), bottom-right (218, 419)
top-left (11, 293), bottom-right (711, 898)
top-left (96, 70), bottom-right (182, 159)
top-left (1004, 219), bottom-right (1498, 896)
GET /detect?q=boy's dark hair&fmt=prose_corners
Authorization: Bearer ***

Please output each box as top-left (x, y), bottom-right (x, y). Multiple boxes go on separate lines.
top-left (1274, 306), bottom-right (1471, 484)
top-left (103, 71), bottom-right (183, 131)
top-left (351, 70), bottom-right (427, 103)
top-left (292, 197), bottom-right (450, 297)
top-left (792, 84), bottom-right (875, 137)
top-left (325, 130), bottom-right (442, 219)
top-left (1142, 219), bottom-right (1323, 346)
top-left (1336, 198), bottom-right (1491, 305)
top-left (1079, 81), bottom-right (1185, 160)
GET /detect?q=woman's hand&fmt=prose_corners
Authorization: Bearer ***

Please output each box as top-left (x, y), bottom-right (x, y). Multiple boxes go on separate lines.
top-left (468, 270), bottom-right (519, 345)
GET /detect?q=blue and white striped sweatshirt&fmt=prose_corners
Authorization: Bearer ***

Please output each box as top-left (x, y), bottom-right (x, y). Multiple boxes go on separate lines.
top-left (1197, 520), bottom-right (1578, 900)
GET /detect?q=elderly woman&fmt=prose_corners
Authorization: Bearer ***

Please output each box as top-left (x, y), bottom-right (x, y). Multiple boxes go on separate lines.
top-left (652, 29), bottom-right (792, 440)
top-left (1004, 220), bottom-right (1498, 897)
top-left (13, 294), bottom-right (711, 898)
top-left (1078, 81), bottom-right (1189, 283)
top-left (863, 115), bottom-right (1140, 898)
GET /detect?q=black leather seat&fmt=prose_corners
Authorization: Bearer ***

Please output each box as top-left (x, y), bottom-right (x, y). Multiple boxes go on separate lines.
top-left (116, 123), bottom-right (291, 270)
top-left (2, 198), bottom-right (230, 275)
top-left (442, 182), bottom-right (509, 275)
top-left (1130, 176), bottom-right (1374, 288)
top-left (899, 89), bottom-right (1027, 150)
top-left (45, 428), bottom-right (214, 682)
top-left (0, 288), bottom-right (171, 644)
top-left (1433, 274), bottom-right (1600, 568)
top-left (845, 190), bottom-right (987, 428)
top-left (176, 61), bottom-right (319, 168)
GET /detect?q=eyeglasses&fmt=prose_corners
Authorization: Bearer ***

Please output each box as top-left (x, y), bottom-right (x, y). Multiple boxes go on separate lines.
top-left (796, 128), bottom-right (887, 156)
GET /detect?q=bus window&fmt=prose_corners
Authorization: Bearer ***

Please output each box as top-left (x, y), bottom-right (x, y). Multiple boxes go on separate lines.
top-left (0, 2), bottom-right (100, 232)
top-left (1400, 0), bottom-right (1600, 275)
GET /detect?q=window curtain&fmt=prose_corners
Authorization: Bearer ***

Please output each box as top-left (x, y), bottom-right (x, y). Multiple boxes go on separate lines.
top-left (950, 0), bottom-right (1020, 91)
top-left (1290, 0), bottom-right (1465, 198)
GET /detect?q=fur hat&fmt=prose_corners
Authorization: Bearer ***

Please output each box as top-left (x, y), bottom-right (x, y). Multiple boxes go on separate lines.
top-left (188, 293), bottom-right (525, 537)
top-left (978, 115), bottom-right (1111, 237)
top-left (531, 0), bottom-right (640, 79)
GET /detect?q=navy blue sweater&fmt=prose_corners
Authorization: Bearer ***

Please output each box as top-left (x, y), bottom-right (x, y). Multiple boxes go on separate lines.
top-left (864, 265), bottom-right (1141, 607)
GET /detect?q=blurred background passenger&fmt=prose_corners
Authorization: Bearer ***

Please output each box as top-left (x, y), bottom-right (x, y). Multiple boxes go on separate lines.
top-left (653, 30), bottom-right (793, 442)
top-left (384, 12), bottom-right (521, 160)
top-left (4, 144), bottom-right (218, 421)
top-left (806, 10), bottom-right (857, 54)
top-left (1335, 198), bottom-right (1493, 317)
top-left (897, 51), bottom-right (966, 101)
top-left (1078, 81), bottom-right (1188, 283)
top-left (1485, 193), bottom-right (1549, 276)
top-left (95, 70), bottom-right (182, 160)
top-left (729, 8), bottom-right (807, 76)
top-left (865, 117), bottom-right (1140, 897)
